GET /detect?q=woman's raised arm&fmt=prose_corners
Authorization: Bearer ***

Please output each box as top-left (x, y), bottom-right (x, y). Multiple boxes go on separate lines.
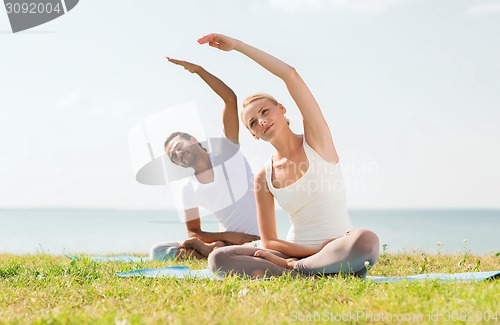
top-left (198, 33), bottom-right (339, 163)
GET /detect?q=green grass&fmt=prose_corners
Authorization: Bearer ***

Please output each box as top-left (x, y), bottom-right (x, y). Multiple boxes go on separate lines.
top-left (0, 251), bottom-right (499, 324)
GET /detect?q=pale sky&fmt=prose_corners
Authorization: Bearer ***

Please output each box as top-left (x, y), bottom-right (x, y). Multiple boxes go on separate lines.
top-left (1, 0), bottom-right (499, 210)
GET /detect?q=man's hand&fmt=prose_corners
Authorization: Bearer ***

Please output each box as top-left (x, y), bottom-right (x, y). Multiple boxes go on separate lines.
top-left (167, 57), bottom-right (200, 73)
top-left (223, 232), bottom-right (260, 245)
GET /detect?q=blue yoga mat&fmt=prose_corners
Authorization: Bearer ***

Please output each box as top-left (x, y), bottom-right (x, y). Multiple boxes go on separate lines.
top-left (117, 266), bottom-right (217, 279)
top-left (116, 266), bottom-right (500, 282)
top-left (368, 271), bottom-right (500, 283)
top-left (66, 255), bottom-right (150, 263)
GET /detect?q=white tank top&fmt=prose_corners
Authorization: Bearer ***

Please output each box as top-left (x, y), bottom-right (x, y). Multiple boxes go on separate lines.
top-left (265, 137), bottom-right (352, 247)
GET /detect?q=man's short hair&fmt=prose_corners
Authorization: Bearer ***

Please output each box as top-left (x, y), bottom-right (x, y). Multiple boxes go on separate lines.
top-left (164, 132), bottom-right (192, 149)
top-left (164, 132), bottom-right (207, 153)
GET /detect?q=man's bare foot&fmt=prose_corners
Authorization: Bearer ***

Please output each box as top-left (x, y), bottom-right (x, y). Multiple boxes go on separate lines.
top-left (175, 247), bottom-right (204, 260)
top-left (181, 238), bottom-right (226, 257)
top-left (210, 241), bottom-right (226, 251)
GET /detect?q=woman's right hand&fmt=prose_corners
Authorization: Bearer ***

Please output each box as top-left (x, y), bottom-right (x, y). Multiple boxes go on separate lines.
top-left (197, 33), bottom-right (239, 52)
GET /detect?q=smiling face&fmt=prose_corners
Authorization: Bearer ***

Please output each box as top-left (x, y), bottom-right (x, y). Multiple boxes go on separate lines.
top-left (241, 97), bottom-right (287, 141)
top-left (164, 134), bottom-right (200, 168)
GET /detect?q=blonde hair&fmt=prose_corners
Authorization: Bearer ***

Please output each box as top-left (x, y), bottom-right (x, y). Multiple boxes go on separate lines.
top-left (242, 93), bottom-right (278, 108)
top-left (241, 93), bottom-right (290, 127)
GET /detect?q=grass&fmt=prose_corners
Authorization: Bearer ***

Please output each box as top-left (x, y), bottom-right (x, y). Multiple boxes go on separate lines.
top-left (0, 251), bottom-right (499, 324)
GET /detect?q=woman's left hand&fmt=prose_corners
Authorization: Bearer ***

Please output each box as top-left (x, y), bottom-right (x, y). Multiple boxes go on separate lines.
top-left (254, 250), bottom-right (298, 269)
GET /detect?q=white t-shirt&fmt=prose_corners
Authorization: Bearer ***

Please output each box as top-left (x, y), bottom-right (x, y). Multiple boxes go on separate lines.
top-left (180, 137), bottom-right (259, 236)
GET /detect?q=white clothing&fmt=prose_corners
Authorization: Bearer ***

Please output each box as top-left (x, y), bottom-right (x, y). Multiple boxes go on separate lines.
top-left (180, 137), bottom-right (259, 236)
top-left (265, 137), bottom-right (352, 247)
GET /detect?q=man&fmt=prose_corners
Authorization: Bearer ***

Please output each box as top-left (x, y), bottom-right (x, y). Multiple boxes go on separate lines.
top-left (150, 58), bottom-right (259, 260)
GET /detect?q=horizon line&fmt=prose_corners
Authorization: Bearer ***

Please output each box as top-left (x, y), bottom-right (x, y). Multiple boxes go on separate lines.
top-left (1, 207), bottom-right (499, 212)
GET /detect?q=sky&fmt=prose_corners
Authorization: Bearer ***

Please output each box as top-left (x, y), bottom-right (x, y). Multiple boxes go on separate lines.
top-left (1, 0), bottom-right (499, 210)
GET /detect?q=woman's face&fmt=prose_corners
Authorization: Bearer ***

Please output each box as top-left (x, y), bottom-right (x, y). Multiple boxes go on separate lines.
top-left (241, 98), bottom-right (286, 141)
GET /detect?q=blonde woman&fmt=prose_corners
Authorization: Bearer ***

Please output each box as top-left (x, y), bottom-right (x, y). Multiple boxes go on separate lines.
top-left (199, 33), bottom-right (379, 278)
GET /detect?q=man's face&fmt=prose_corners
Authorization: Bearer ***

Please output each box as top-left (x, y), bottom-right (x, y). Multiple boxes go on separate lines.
top-left (165, 135), bottom-right (199, 168)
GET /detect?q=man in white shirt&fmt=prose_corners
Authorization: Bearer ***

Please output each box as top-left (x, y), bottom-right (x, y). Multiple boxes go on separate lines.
top-left (150, 58), bottom-right (259, 260)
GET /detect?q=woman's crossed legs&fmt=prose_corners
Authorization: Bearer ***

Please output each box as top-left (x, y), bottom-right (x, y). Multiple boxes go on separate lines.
top-left (208, 228), bottom-right (379, 278)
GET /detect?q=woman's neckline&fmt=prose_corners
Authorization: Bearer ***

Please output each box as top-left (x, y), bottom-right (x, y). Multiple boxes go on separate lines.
top-left (269, 135), bottom-right (310, 190)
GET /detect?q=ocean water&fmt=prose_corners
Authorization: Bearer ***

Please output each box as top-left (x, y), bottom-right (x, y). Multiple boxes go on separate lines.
top-left (0, 209), bottom-right (498, 255)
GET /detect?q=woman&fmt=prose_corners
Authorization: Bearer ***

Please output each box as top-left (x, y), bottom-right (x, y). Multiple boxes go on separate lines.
top-left (199, 33), bottom-right (379, 278)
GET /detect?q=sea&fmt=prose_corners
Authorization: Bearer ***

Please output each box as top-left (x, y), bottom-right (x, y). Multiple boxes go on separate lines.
top-left (0, 209), bottom-right (498, 256)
